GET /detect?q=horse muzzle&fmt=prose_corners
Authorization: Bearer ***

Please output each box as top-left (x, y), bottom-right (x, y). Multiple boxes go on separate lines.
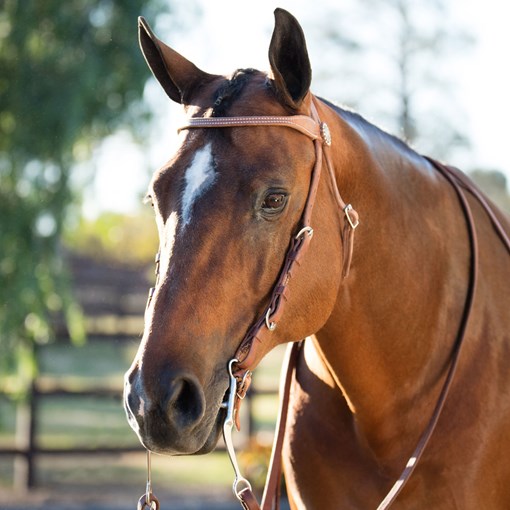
top-left (123, 364), bottom-right (222, 454)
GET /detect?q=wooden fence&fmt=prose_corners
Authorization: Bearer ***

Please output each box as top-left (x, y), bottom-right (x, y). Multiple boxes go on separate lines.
top-left (0, 252), bottom-right (275, 490)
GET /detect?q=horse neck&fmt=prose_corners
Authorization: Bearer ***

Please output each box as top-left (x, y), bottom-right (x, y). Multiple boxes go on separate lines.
top-left (313, 105), bottom-right (470, 469)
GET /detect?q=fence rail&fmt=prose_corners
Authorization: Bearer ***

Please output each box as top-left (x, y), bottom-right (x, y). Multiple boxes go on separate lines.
top-left (0, 253), bottom-right (280, 490)
top-left (0, 361), bottom-right (276, 489)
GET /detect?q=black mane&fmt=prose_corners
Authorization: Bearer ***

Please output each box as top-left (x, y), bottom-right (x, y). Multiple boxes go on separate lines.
top-left (321, 97), bottom-right (417, 156)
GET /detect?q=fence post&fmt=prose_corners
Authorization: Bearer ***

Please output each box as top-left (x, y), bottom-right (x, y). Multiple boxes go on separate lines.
top-left (13, 381), bottom-right (37, 490)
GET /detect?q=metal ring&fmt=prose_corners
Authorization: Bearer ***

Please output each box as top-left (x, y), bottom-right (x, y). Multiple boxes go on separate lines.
top-left (233, 477), bottom-right (253, 500)
top-left (227, 358), bottom-right (239, 378)
top-left (236, 370), bottom-right (252, 400)
top-left (137, 494), bottom-right (160, 510)
top-left (265, 308), bottom-right (277, 331)
top-left (343, 204), bottom-right (359, 230)
top-left (295, 226), bottom-right (314, 240)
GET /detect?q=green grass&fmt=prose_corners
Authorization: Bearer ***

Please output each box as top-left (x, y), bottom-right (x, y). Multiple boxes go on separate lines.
top-left (0, 451), bottom-right (234, 492)
top-left (38, 338), bottom-right (139, 381)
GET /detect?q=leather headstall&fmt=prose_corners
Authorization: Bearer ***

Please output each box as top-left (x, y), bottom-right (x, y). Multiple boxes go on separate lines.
top-left (179, 97), bottom-right (360, 429)
top-left (169, 96), bottom-right (510, 510)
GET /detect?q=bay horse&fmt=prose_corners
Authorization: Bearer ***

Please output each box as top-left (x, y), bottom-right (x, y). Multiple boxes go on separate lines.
top-left (124, 8), bottom-right (510, 509)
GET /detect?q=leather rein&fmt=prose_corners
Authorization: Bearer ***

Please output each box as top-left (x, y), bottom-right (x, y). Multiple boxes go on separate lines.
top-left (141, 96), bottom-right (510, 509)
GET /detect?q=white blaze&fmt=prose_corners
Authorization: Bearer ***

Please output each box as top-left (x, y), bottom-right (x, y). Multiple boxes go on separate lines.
top-left (181, 143), bottom-right (216, 226)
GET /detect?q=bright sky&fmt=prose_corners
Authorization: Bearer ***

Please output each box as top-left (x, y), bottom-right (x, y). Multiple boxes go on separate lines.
top-left (84, 0), bottom-right (510, 217)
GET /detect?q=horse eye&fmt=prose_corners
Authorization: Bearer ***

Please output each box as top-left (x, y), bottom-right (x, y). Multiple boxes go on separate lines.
top-left (262, 192), bottom-right (287, 211)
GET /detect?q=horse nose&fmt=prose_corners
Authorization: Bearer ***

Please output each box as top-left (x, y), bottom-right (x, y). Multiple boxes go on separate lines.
top-left (165, 373), bottom-right (206, 429)
top-left (124, 364), bottom-right (144, 424)
top-left (125, 363), bottom-right (217, 453)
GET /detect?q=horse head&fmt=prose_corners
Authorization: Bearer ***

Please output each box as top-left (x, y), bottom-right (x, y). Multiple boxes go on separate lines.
top-left (123, 9), bottom-right (346, 455)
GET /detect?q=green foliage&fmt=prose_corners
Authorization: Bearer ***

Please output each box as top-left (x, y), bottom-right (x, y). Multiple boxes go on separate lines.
top-left (0, 0), bottom-right (166, 382)
top-left (63, 209), bottom-right (159, 265)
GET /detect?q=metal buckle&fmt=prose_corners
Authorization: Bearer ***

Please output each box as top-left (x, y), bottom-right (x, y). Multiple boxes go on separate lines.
top-left (265, 308), bottom-right (277, 331)
top-left (222, 359), bottom-right (253, 501)
top-left (295, 226), bottom-right (314, 240)
top-left (343, 204), bottom-right (359, 230)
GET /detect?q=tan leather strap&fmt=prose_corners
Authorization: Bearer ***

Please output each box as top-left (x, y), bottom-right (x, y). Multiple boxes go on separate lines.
top-left (377, 158), bottom-right (510, 508)
top-left (437, 163), bottom-right (510, 254)
top-left (179, 98), bottom-right (359, 382)
top-left (179, 115), bottom-right (321, 140)
top-left (231, 100), bottom-right (358, 378)
top-left (261, 342), bottom-right (302, 510)
top-left (238, 487), bottom-right (261, 510)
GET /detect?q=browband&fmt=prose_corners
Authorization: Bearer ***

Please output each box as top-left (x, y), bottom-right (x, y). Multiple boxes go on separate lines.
top-left (178, 114), bottom-right (321, 140)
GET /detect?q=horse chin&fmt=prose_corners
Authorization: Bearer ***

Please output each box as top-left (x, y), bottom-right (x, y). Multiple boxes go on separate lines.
top-left (191, 412), bottom-right (224, 455)
top-left (141, 404), bottom-right (226, 456)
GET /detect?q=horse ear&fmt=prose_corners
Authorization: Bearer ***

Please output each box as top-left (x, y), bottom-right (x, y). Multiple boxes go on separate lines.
top-left (138, 16), bottom-right (215, 104)
top-left (268, 9), bottom-right (312, 109)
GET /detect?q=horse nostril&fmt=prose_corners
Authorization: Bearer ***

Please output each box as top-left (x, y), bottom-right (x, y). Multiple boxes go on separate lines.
top-left (166, 375), bottom-right (205, 429)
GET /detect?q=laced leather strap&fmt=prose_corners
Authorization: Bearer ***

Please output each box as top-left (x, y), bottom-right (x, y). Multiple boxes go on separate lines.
top-left (231, 100), bottom-right (358, 378)
top-left (179, 98), bottom-right (359, 374)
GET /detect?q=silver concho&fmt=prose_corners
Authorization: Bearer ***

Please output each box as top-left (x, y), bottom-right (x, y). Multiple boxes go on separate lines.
top-left (320, 122), bottom-right (332, 146)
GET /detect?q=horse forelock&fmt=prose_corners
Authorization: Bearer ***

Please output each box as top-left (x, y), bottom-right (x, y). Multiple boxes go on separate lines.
top-left (210, 68), bottom-right (256, 117)
top-left (209, 68), bottom-right (290, 118)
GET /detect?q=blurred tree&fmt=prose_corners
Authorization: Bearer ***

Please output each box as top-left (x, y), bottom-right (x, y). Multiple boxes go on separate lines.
top-left (0, 0), bottom-right (169, 389)
top-left (63, 209), bottom-right (159, 266)
top-left (314, 0), bottom-right (473, 159)
top-left (470, 169), bottom-right (510, 214)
